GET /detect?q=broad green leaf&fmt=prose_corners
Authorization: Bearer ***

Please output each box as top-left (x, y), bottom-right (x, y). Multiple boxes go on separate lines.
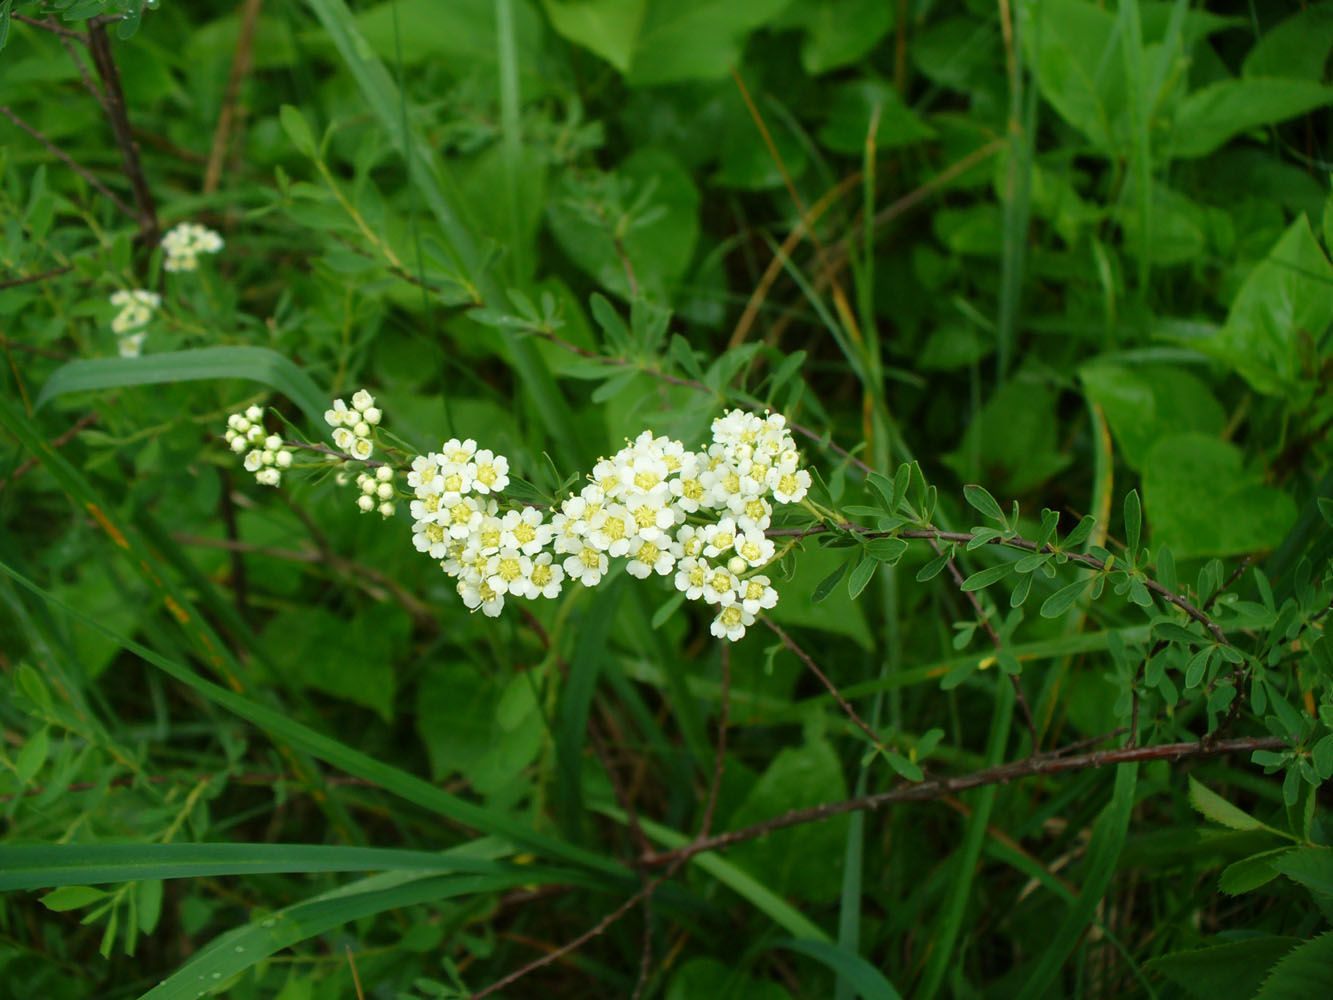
top-left (816, 79), bottom-right (935, 155)
top-left (1147, 937), bottom-right (1302, 1000)
top-left (1220, 848), bottom-right (1295, 895)
top-left (1243, 4), bottom-right (1333, 81)
top-left (1018, 0), bottom-right (1122, 150)
top-left (1171, 78), bottom-right (1333, 159)
top-left (1196, 215), bottom-right (1333, 397)
top-left (1041, 578), bottom-right (1089, 618)
top-left (774, 0), bottom-right (892, 75)
top-left (35, 347), bottom-right (330, 428)
top-left (262, 607), bottom-right (403, 722)
top-left (1270, 846), bottom-right (1333, 897)
top-left (944, 379), bottom-right (1072, 495)
top-left (278, 103), bottom-right (316, 156)
top-left (345, 0), bottom-right (544, 82)
top-left (1142, 433), bottom-right (1298, 559)
top-left (626, 0), bottom-right (795, 85)
top-left (1253, 931), bottom-right (1333, 1000)
top-left (1080, 363), bottom-right (1225, 470)
top-left (541, 0), bottom-right (646, 72)
top-left (961, 562), bottom-right (1013, 592)
top-left (846, 553), bottom-right (877, 599)
top-left (727, 736), bottom-right (850, 903)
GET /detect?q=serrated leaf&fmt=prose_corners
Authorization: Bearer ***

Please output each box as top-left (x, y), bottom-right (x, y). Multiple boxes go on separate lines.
top-left (1188, 777), bottom-right (1267, 832)
top-left (1270, 847), bottom-right (1333, 897)
top-left (963, 484), bottom-right (1004, 522)
top-left (1253, 931), bottom-right (1333, 1000)
top-left (1220, 849), bottom-right (1294, 895)
top-left (1148, 937), bottom-right (1302, 1000)
top-left (1040, 578), bottom-right (1088, 618)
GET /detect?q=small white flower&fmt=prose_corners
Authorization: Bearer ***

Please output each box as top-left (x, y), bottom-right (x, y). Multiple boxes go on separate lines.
top-left (161, 221), bottom-right (223, 272)
top-left (768, 464), bottom-right (811, 505)
top-left (674, 556), bottom-right (709, 600)
top-left (245, 405), bottom-right (264, 422)
top-left (471, 449), bottom-right (510, 494)
top-left (500, 508), bottom-right (552, 555)
top-left (358, 494), bottom-right (375, 513)
top-left (701, 564), bottom-right (740, 606)
top-left (229, 435), bottom-right (247, 454)
top-left (276, 451), bottom-right (292, 468)
top-left (255, 468), bottom-right (281, 487)
top-left (243, 450), bottom-right (263, 472)
top-left (563, 545), bottom-right (608, 587)
top-left (349, 438), bottom-right (374, 461)
top-left (378, 502), bottom-right (396, 518)
top-left (376, 465), bottom-right (394, 482)
top-left (627, 537), bottom-right (675, 579)
top-left (485, 548), bottom-right (532, 596)
top-left (376, 482), bottom-right (394, 500)
top-left (364, 407), bottom-right (382, 425)
top-left (735, 528), bottom-right (775, 568)
top-left (588, 505), bottom-right (636, 557)
top-left (710, 600), bottom-right (755, 641)
top-left (332, 427), bottom-right (354, 451)
top-left (524, 552), bottom-right (565, 599)
top-left (351, 389), bottom-right (375, 412)
top-left (116, 331), bottom-right (147, 356)
top-left (702, 517), bottom-right (739, 559)
top-left (738, 575), bottom-right (779, 616)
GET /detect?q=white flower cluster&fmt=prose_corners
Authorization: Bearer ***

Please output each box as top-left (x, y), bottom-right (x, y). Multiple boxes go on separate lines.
top-left (109, 289), bottom-right (160, 356)
top-left (355, 466), bottom-right (397, 519)
top-left (325, 389), bottom-right (380, 462)
top-left (398, 407), bottom-right (810, 641)
top-left (161, 222), bottom-right (223, 273)
top-left (223, 405), bottom-right (292, 487)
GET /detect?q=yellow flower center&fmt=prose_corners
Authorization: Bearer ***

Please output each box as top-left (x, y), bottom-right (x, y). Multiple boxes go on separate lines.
top-left (711, 570), bottom-right (733, 593)
top-left (498, 558), bottom-right (522, 582)
top-left (580, 547), bottom-right (600, 569)
top-left (721, 606), bottom-right (743, 626)
top-left (443, 473), bottom-right (463, 493)
top-left (532, 563), bottom-right (552, 587)
top-left (450, 503), bottom-right (473, 525)
top-left (634, 505), bottom-right (657, 529)
top-left (514, 522), bottom-right (536, 544)
top-left (476, 464), bottom-right (497, 486)
top-left (637, 542), bottom-right (660, 565)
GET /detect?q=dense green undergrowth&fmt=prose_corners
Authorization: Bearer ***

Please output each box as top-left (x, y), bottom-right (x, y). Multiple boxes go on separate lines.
top-left (2, 1), bottom-right (1332, 997)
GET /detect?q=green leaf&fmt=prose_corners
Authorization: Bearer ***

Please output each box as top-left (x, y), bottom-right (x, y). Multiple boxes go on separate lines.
top-left (1188, 777), bottom-right (1269, 832)
top-left (1172, 78), bottom-right (1333, 159)
top-left (1148, 937), bottom-right (1302, 1000)
top-left (1142, 433), bottom-right (1298, 559)
top-left (773, 938), bottom-right (904, 999)
top-left (279, 103), bottom-right (317, 156)
top-left (963, 484), bottom-right (1004, 522)
top-left (1220, 848), bottom-right (1294, 895)
top-left (1243, 4), bottom-right (1333, 81)
top-left (1040, 578), bottom-right (1089, 618)
top-left (865, 536), bottom-right (908, 564)
top-left (727, 736), bottom-right (850, 902)
top-left (1270, 847), bottom-right (1333, 897)
top-left (625, 0), bottom-right (793, 85)
top-left (40, 885), bottom-right (109, 912)
top-left (916, 548), bottom-right (952, 583)
top-left (774, 0), bottom-right (893, 75)
top-left (541, 0), bottom-right (646, 72)
top-left (846, 553), bottom-right (877, 600)
top-left (1253, 931), bottom-right (1333, 1000)
top-left (884, 751), bottom-right (924, 782)
top-left (36, 347), bottom-right (331, 429)
top-left (813, 558), bottom-right (850, 604)
top-left (1123, 489), bottom-right (1141, 560)
top-left (961, 562), bottom-right (1013, 592)
top-left (1194, 215), bottom-right (1333, 396)
top-left (943, 380), bottom-right (1071, 495)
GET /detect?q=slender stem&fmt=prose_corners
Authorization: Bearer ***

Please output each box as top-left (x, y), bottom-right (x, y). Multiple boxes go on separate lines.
top-left (86, 22), bottom-right (159, 243)
top-left (641, 736), bottom-right (1285, 869)
top-left (0, 105), bottom-right (135, 217)
top-left (762, 615), bottom-right (884, 749)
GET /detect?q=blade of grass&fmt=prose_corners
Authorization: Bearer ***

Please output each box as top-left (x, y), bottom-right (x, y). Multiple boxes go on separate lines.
top-left (303, 0), bottom-right (583, 468)
top-left (494, 0), bottom-right (527, 282)
top-left (916, 677), bottom-right (1014, 999)
top-left (1118, 0), bottom-right (1152, 296)
top-left (139, 868), bottom-right (574, 1000)
top-left (0, 557), bottom-right (625, 881)
top-left (775, 937), bottom-right (904, 1000)
top-left (0, 842), bottom-right (520, 891)
top-left (34, 347), bottom-right (329, 427)
top-left (996, 0), bottom-right (1035, 380)
top-left (1014, 760), bottom-right (1140, 999)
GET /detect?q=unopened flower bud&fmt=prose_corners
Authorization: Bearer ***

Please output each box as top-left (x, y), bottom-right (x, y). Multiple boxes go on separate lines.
top-left (357, 494), bottom-right (375, 512)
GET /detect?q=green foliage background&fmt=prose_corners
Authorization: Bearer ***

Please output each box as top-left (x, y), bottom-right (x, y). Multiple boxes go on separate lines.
top-left (1, 0), bottom-right (1332, 997)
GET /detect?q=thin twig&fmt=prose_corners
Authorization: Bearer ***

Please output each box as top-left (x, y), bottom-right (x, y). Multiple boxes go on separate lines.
top-left (934, 536), bottom-right (1040, 752)
top-left (641, 736), bottom-right (1285, 869)
top-left (0, 266), bottom-right (73, 290)
top-left (12, 13), bottom-right (88, 43)
top-left (0, 105), bottom-right (135, 217)
top-left (86, 22), bottom-right (159, 243)
top-left (203, 0), bottom-right (264, 195)
top-left (761, 615), bottom-right (883, 748)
